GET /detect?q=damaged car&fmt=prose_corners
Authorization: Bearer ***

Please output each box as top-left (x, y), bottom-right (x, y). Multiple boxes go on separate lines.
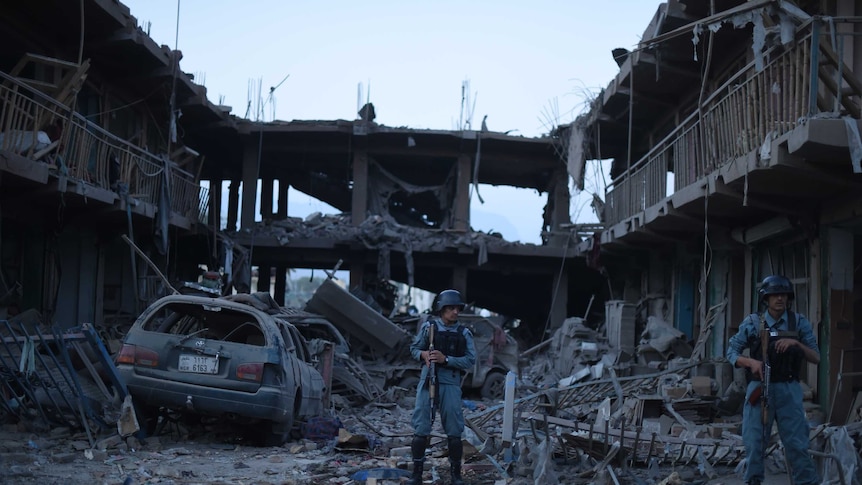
top-left (306, 279), bottom-right (518, 399)
top-left (115, 294), bottom-right (325, 445)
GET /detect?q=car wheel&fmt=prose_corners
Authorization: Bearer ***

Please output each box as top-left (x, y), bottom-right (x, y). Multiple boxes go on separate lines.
top-left (480, 372), bottom-right (506, 400)
top-left (398, 374), bottom-right (420, 390)
top-left (135, 404), bottom-right (160, 438)
top-left (260, 420), bottom-right (291, 446)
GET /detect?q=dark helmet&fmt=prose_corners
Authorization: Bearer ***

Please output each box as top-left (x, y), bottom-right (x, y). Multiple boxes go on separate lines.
top-left (758, 275), bottom-right (794, 302)
top-left (434, 289), bottom-right (465, 312)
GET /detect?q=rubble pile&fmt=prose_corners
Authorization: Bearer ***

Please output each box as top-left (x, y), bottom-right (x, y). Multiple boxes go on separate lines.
top-left (2, 285), bottom-right (862, 485)
top-left (252, 213), bottom-right (527, 270)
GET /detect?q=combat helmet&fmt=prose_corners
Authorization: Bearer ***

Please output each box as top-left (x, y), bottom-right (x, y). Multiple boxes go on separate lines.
top-left (758, 275), bottom-right (794, 302)
top-left (434, 289), bottom-right (465, 312)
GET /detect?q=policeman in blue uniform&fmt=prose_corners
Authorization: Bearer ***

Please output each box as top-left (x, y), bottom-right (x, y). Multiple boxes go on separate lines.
top-left (408, 289), bottom-right (477, 485)
top-left (726, 275), bottom-right (820, 485)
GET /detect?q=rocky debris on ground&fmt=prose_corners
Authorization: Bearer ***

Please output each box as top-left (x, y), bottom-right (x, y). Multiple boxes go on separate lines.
top-left (3, 279), bottom-right (862, 484)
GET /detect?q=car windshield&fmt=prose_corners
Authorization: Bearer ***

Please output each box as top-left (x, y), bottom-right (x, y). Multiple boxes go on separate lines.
top-left (141, 301), bottom-right (266, 345)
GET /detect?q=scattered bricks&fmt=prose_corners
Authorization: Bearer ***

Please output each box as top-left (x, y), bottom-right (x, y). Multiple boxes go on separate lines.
top-left (95, 435), bottom-right (123, 451)
top-left (389, 445), bottom-right (411, 458)
top-left (51, 452), bottom-right (77, 464)
top-left (289, 444), bottom-right (305, 453)
top-left (2, 452), bottom-right (33, 464)
top-left (125, 436), bottom-right (142, 451)
top-left (167, 447), bottom-right (193, 455)
top-left (690, 376), bottom-right (712, 396)
top-left (85, 449), bottom-right (108, 462)
top-left (662, 385), bottom-right (687, 400)
top-left (670, 424), bottom-right (685, 437)
top-left (269, 454), bottom-right (286, 463)
top-left (706, 425), bottom-right (723, 439)
top-left (69, 440), bottom-right (90, 451)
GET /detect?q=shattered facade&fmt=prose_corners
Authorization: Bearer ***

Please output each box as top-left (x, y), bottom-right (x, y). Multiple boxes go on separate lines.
top-left (2, 1), bottom-right (862, 484)
top-left (566, 0), bottom-right (862, 431)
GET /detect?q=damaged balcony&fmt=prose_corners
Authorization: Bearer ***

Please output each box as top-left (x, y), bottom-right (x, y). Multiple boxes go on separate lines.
top-left (576, 3), bottom-right (862, 251)
top-left (0, 67), bottom-right (209, 230)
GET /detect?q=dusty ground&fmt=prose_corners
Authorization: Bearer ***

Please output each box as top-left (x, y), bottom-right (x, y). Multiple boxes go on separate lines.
top-left (0, 424), bottom-right (793, 485)
top-left (0, 397), bottom-right (800, 485)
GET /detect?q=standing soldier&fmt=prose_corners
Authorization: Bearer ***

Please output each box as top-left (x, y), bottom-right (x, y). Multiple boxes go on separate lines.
top-left (408, 289), bottom-right (477, 485)
top-left (726, 275), bottom-right (820, 485)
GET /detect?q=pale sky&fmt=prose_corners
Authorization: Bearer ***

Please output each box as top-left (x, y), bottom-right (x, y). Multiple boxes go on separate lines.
top-left (124, 0), bottom-right (663, 244)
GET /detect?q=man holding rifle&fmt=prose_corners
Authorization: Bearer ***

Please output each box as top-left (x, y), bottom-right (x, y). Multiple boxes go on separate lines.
top-left (726, 275), bottom-right (820, 485)
top-left (408, 289), bottom-right (476, 485)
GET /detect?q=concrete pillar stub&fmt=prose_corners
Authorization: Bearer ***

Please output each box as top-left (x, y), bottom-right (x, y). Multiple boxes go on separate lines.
top-left (276, 179), bottom-right (289, 219)
top-left (227, 180), bottom-right (240, 232)
top-left (352, 151), bottom-right (368, 226)
top-left (240, 142), bottom-right (259, 230)
top-left (454, 154), bottom-right (471, 231)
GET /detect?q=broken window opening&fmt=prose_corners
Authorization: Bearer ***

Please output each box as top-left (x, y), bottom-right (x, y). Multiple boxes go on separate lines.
top-left (367, 161), bottom-right (455, 230)
top-left (143, 302), bottom-right (266, 345)
top-left (387, 190), bottom-right (442, 229)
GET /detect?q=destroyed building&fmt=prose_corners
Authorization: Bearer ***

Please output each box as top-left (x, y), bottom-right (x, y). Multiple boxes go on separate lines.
top-left (564, 0), bottom-right (862, 427)
top-left (2, 0), bottom-right (862, 484)
top-left (0, 0), bottom-right (605, 340)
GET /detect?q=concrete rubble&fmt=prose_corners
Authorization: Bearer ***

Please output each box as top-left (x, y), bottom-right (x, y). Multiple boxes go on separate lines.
top-left (1, 292), bottom-right (861, 485)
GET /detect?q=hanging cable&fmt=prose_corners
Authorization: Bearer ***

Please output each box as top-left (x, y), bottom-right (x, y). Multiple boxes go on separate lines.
top-left (166, 0), bottom-right (182, 156)
top-left (247, 75), bottom-right (290, 291)
top-left (78, 0), bottom-right (85, 65)
top-left (697, 0), bottom-right (716, 342)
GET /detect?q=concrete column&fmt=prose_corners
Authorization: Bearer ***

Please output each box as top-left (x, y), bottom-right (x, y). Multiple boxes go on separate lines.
top-left (261, 178), bottom-right (274, 219)
top-left (826, 228), bottom-right (854, 423)
top-left (547, 168), bottom-right (571, 246)
top-left (454, 154), bottom-right (471, 231)
top-left (276, 179), bottom-right (289, 220)
top-left (274, 266), bottom-right (287, 305)
top-left (352, 151), bottom-right (368, 226)
top-left (226, 180), bottom-right (240, 232)
top-left (210, 179), bottom-right (222, 230)
top-left (350, 263), bottom-right (365, 292)
top-left (240, 142), bottom-right (259, 230)
top-left (549, 269), bottom-right (568, 332)
top-left (257, 265), bottom-right (271, 293)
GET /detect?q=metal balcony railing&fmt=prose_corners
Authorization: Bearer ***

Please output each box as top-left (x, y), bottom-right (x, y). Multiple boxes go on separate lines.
top-left (605, 17), bottom-right (860, 226)
top-left (0, 70), bottom-right (209, 225)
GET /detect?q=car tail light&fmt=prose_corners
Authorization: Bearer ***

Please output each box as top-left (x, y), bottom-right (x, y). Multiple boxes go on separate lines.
top-left (116, 344), bottom-right (159, 367)
top-left (236, 363), bottom-right (263, 382)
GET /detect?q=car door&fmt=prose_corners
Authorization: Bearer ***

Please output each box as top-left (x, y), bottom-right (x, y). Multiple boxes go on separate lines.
top-left (278, 323), bottom-right (324, 419)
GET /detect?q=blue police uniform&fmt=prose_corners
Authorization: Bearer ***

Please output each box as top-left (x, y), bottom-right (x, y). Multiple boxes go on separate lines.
top-left (409, 317), bottom-right (476, 437)
top-left (726, 310), bottom-right (820, 485)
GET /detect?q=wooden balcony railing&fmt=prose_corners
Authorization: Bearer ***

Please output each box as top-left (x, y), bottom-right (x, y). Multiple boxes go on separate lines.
top-left (605, 18), bottom-right (859, 226)
top-left (0, 70), bottom-right (209, 225)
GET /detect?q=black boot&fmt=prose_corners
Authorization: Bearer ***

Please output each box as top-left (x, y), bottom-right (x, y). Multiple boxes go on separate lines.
top-left (448, 436), bottom-right (465, 485)
top-left (408, 435), bottom-right (427, 485)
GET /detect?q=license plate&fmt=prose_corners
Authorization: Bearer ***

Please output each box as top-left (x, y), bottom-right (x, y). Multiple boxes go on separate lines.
top-left (178, 354), bottom-right (219, 374)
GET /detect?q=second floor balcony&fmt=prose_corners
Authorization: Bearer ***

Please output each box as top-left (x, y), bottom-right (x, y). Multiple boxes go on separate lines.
top-left (0, 66), bottom-right (209, 228)
top-left (579, 7), bottom-right (862, 247)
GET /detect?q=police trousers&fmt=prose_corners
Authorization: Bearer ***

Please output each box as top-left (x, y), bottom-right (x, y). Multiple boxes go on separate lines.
top-left (742, 380), bottom-right (819, 485)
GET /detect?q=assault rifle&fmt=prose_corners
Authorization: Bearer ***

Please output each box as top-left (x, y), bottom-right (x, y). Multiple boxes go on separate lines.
top-left (429, 322), bottom-right (438, 427)
top-left (760, 318), bottom-right (771, 459)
